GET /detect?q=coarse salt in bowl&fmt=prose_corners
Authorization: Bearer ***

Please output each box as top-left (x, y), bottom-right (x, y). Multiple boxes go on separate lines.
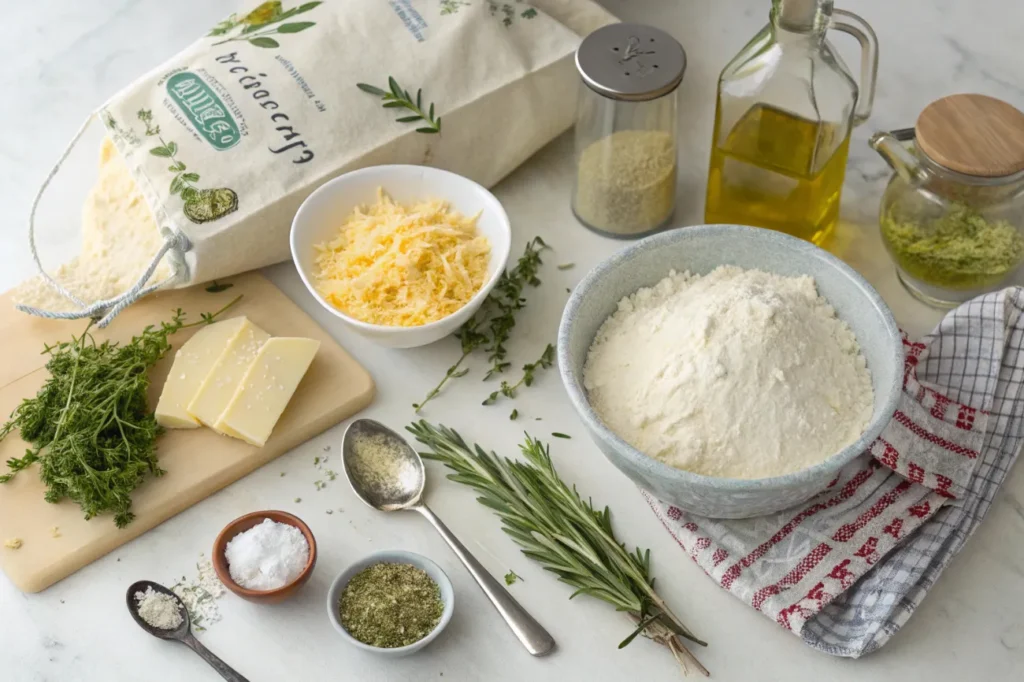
top-left (290, 165), bottom-right (512, 349)
top-left (212, 510), bottom-right (318, 604)
top-left (225, 518), bottom-right (309, 591)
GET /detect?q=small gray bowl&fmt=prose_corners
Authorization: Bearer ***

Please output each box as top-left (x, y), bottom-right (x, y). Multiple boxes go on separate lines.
top-left (558, 224), bottom-right (903, 519)
top-left (327, 550), bottom-right (455, 657)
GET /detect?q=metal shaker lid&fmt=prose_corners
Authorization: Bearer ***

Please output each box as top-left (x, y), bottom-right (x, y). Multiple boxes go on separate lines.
top-left (575, 23), bottom-right (686, 102)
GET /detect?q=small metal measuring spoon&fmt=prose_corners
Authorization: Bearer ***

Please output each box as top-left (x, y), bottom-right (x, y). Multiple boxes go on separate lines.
top-left (342, 418), bottom-right (556, 656)
top-left (126, 580), bottom-right (249, 681)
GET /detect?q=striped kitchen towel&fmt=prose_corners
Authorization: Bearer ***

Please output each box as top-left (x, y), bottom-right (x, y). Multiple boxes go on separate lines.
top-left (645, 287), bottom-right (1024, 657)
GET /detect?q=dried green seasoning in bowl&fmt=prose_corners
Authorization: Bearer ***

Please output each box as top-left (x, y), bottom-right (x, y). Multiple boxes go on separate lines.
top-left (339, 562), bottom-right (444, 648)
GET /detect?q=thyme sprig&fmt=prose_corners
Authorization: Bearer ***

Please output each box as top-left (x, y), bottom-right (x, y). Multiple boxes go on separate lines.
top-left (483, 237), bottom-right (547, 380)
top-left (408, 421), bottom-right (709, 677)
top-left (482, 343), bottom-right (554, 405)
top-left (0, 296), bottom-right (241, 527)
top-left (357, 78), bottom-right (442, 134)
top-left (412, 237), bottom-right (548, 411)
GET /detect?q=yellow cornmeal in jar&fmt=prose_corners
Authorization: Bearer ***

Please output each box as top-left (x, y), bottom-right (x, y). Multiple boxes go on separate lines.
top-left (313, 189), bottom-right (490, 327)
top-left (574, 130), bottom-right (676, 235)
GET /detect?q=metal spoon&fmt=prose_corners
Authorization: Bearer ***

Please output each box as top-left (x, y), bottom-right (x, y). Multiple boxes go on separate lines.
top-left (342, 418), bottom-right (556, 656)
top-left (126, 580), bottom-right (249, 681)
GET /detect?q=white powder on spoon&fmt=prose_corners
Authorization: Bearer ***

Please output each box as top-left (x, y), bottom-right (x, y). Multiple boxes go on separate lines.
top-left (225, 519), bottom-right (310, 591)
top-left (583, 266), bottom-right (873, 479)
top-left (135, 587), bottom-right (184, 630)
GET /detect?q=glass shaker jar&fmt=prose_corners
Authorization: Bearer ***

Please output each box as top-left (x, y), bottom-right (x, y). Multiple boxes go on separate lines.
top-left (572, 23), bottom-right (685, 238)
top-left (870, 94), bottom-right (1024, 307)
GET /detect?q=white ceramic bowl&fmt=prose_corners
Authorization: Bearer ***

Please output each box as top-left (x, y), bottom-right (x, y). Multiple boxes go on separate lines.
top-left (290, 165), bottom-right (512, 348)
top-left (327, 550), bottom-right (455, 657)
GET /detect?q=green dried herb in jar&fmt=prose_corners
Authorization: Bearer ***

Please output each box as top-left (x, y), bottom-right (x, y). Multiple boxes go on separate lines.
top-left (339, 562), bottom-right (444, 648)
top-left (880, 205), bottom-right (1024, 290)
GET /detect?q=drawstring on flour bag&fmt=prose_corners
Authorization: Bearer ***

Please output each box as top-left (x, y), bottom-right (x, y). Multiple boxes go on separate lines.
top-left (17, 116), bottom-right (188, 328)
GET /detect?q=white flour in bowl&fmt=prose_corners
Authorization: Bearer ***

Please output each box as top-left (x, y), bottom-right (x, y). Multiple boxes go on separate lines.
top-left (582, 266), bottom-right (874, 479)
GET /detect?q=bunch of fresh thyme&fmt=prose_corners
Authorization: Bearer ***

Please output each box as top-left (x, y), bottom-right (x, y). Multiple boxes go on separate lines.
top-left (407, 421), bottom-right (709, 677)
top-left (413, 237), bottom-right (550, 411)
top-left (0, 296), bottom-right (241, 527)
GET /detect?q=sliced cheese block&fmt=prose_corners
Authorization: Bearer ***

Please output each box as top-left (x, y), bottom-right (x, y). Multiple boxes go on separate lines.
top-left (155, 317), bottom-right (250, 428)
top-left (187, 319), bottom-right (271, 430)
top-left (215, 337), bottom-right (321, 447)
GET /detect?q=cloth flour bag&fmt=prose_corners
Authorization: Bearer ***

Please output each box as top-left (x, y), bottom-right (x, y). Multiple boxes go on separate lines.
top-left (17, 0), bottom-right (615, 325)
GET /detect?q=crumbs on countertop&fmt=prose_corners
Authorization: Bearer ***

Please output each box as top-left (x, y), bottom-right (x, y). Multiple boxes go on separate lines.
top-left (4, 537), bottom-right (23, 550)
top-left (171, 554), bottom-right (224, 632)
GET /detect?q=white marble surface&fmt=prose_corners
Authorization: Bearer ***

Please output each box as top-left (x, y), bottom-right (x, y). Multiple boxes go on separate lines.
top-left (2, 1), bottom-right (1023, 681)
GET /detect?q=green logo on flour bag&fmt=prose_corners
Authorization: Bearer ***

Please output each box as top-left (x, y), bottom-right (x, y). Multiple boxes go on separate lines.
top-left (166, 73), bottom-right (241, 150)
top-left (138, 110), bottom-right (239, 225)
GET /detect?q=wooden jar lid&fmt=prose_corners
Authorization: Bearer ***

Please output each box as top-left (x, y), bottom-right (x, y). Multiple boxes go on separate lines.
top-left (915, 93), bottom-right (1024, 177)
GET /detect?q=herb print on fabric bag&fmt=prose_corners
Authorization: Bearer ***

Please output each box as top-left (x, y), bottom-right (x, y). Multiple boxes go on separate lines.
top-left (208, 1), bottom-right (322, 49)
top-left (103, 112), bottom-right (140, 148)
top-left (138, 110), bottom-right (239, 224)
top-left (439, 1), bottom-right (537, 26)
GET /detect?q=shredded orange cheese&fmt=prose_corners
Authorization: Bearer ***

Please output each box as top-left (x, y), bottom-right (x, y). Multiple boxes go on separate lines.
top-left (313, 189), bottom-right (491, 327)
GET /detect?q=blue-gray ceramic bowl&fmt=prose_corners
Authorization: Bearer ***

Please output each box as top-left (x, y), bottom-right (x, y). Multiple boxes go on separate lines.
top-left (558, 224), bottom-right (903, 519)
top-left (327, 550), bottom-right (455, 657)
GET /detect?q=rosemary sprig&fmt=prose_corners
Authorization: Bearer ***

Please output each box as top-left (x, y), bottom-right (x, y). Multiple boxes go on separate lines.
top-left (482, 343), bottom-right (554, 405)
top-left (357, 78), bottom-right (442, 134)
top-left (412, 237), bottom-right (548, 411)
top-left (408, 421), bottom-right (709, 677)
top-left (0, 296), bottom-right (241, 527)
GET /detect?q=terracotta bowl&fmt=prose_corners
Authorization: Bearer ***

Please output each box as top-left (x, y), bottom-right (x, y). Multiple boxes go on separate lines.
top-left (212, 510), bottom-right (317, 604)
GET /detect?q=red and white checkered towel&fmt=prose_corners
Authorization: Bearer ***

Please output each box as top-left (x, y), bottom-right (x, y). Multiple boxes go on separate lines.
top-left (646, 287), bottom-right (1024, 657)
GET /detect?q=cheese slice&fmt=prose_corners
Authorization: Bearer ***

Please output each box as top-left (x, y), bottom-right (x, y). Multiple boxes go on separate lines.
top-left (214, 337), bottom-right (321, 447)
top-left (155, 317), bottom-right (250, 429)
top-left (187, 319), bottom-right (271, 430)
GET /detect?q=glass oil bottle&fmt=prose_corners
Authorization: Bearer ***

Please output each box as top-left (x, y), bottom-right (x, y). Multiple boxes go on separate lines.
top-left (704, 0), bottom-right (878, 244)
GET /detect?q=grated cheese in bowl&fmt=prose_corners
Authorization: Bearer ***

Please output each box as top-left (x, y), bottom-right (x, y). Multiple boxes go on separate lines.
top-left (312, 189), bottom-right (491, 328)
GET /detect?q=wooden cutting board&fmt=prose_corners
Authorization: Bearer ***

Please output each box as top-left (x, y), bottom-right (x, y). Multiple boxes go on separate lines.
top-left (0, 273), bottom-right (374, 593)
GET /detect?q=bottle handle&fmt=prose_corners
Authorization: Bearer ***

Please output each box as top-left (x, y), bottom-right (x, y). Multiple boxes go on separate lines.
top-left (830, 9), bottom-right (879, 127)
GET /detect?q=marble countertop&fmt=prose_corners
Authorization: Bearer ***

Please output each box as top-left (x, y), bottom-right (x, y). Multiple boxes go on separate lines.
top-left (2, 1), bottom-right (1022, 680)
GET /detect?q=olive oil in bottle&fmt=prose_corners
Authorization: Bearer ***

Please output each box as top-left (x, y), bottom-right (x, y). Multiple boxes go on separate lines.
top-left (705, 104), bottom-right (850, 245)
top-left (704, 0), bottom-right (878, 245)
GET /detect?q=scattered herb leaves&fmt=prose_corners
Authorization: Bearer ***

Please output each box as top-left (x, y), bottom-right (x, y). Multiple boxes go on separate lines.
top-left (551, 432), bottom-right (571, 439)
top-left (557, 263), bottom-right (575, 270)
top-left (504, 570), bottom-right (522, 586)
top-left (414, 237), bottom-right (549, 411)
top-left (509, 409), bottom-right (519, 421)
top-left (357, 78), bottom-right (442, 134)
top-left (0, 296), bottom-right (242, 527)
top-left (482, 344), bottom-right (555, 405)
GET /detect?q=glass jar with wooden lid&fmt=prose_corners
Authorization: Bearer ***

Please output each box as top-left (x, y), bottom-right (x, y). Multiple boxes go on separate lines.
top-left (871, 94), bottom-right (1024, 307)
